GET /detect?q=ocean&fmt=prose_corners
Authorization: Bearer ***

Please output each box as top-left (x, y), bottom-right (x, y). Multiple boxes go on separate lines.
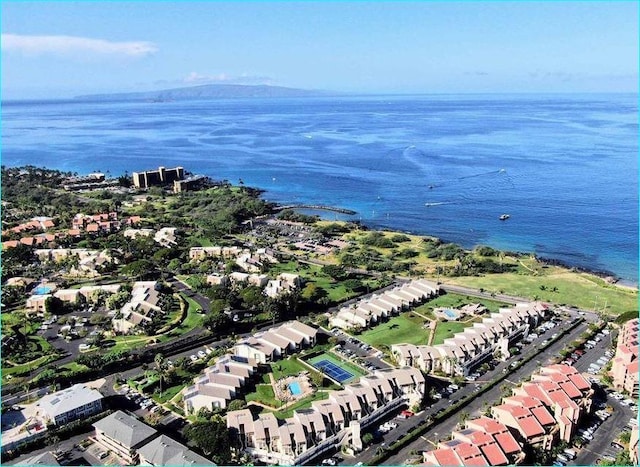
top-left (2, 94), bottom-right (637, 283)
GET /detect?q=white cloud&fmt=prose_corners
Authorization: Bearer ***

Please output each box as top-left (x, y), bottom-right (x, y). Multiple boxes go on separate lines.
top-left (1, 33), bottom-right (157, 57)
top-left (183, 71), bottom-right (274, 85)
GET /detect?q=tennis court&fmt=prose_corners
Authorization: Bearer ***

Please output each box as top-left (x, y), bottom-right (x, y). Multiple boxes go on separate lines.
top-left (306, 352), bottom-right (365, 384)
top-left (313, 359), bottom-right (354, 383)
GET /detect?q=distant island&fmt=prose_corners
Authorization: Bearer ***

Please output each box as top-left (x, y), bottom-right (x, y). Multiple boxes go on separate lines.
top-left (75, 83), bottom-right (338, 101)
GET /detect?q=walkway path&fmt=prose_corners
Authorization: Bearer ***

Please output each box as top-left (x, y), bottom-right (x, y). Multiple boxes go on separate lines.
top-left (427, 320), bottom-right (438, 346)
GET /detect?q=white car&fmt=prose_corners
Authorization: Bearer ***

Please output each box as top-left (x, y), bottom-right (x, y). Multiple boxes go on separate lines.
top-left (189, 354), bottom-right (198, 362)
top-left (197, 350), bottom-right (206, 359)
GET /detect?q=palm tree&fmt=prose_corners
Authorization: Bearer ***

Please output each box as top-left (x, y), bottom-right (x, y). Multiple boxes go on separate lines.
top-left (154, 353), bottom-right (167, 397)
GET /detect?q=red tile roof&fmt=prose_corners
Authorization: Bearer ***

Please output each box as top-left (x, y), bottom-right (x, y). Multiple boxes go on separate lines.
top-left (531, 406), bottom-right (555, 427)
top-left (2, 240), bottom-right (19, 249)
top-left (453, 442), bottom-right (489, 465)
top-left (432, 448), bottom-right (462, 466)
top-left (494, 431), bottom-right (521, 455)
top-left (20, 237), bottom-right (36, 245)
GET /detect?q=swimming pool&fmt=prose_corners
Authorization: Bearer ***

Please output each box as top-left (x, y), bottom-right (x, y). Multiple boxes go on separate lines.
top-left (289, 381), bottom-right (302, 396)
top-left (33, 286), bottom-right (52, 295)
top-left (443, 309), bottom-right (458, 319)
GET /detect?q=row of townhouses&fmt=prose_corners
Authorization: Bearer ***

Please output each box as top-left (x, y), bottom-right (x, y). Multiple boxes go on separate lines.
top-left (421, 364), bottom-right (593, 466)
top-left (189, 246), bottom-right (278, 271)
top-left (112, 281), bottom-right (163, 334)
top-left (183, 321), bottom-right (318, 412)
top-left (35, 248), bottom-right (116, 277)
top-left (392, 302), bottom-right (550, 376)
top-left (329, 279), bottom-right (440, 331)
top-left (227, 367), bottom-right (425, 466)
top-left (25, 284), bottom-right (121, 313)
top-left (207, 272), bottom-right (303, 298)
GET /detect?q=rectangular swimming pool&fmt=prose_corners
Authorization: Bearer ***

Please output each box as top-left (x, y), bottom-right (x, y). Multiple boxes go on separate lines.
top-left (444, 309), bottom-right (458, 319)
top-left (289, 381), bottom-right (302, 396)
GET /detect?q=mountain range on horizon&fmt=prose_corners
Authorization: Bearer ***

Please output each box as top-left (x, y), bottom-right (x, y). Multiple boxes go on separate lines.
top-left (75, 83), bottom-right (340, 101)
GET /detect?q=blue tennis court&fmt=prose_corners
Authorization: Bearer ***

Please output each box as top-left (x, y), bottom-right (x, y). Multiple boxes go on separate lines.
top-left (312, 359), bottom-right (354, 383)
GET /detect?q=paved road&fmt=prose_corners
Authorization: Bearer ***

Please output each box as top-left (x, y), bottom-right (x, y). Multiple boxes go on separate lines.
top-left (334, 309), bottom-right (592, 466)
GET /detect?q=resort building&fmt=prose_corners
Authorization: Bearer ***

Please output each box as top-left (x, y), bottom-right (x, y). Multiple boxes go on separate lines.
top-left (37, 384), bottom-right (104, 426)
top-left (227, 367), bottom-right (425, 466)
top-left (392, 302), bottom-right (550, 376)
top-left (189, 245), bottom-right (247, 261)
top-left (183, 351), bottom-right (258, 414)
top-left (422, 416), bottom-right (526, 466)
top-left (329, 279), bottom-right (439, 331)
top-left (138, 434), bottom-right (215, 466)
top-left (234, 321), bottom-right (318, 363)
top-left (26, 284), bottom-right (121, 313)
top-left (492, 395), bottom-right (558, 450)
top-left (112, 281), bottom-right (163, 334)
top-left (132, 166), bottom-right (184, 189)
top-left (93, 411), bottom-right (159, 465)
top-left (611, 318), bottom-right (639, 397)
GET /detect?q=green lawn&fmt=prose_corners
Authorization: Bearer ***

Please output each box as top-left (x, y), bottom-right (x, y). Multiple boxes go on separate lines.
top-left (307, 352), bottom-right (366, 383)
top-left (274, 390), bottom-right (330, 419)
top-left (245, 384), bottom-right (278, 407)
top-left (270, 357), bottom-right (308, 380)
top-left (358, 313), bottom-right (431, 348)
top-left (448, 270), bottom-right (638, 314)
top-left (431, 321), bottom-right (472, 345)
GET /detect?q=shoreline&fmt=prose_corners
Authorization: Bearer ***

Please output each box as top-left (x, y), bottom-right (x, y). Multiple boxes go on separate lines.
top-left (285, 204), bottom-right (638, 290)
top-left (6, 164), bottom-right (638, 289)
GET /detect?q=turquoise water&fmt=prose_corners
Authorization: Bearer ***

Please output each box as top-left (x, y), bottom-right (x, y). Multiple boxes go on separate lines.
top-left (443, 309), bottom-right (458, 319)
top-left (2, 94), bottom-right (637, 282)
top-left (288, 381), bottom-right (302, 396)
top-left (33, 286), bottom-right (52, 295)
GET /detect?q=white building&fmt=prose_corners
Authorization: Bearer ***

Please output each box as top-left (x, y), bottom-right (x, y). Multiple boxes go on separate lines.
top-left (38, 384), bottom-right (104, 426)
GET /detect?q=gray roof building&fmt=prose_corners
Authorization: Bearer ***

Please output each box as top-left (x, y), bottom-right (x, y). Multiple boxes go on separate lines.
top-left (137, 434), bottom-right (215, 466)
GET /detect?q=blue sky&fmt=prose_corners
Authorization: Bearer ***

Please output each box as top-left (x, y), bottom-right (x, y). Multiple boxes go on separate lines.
top-left (1, 1), bottom-right (638, 98)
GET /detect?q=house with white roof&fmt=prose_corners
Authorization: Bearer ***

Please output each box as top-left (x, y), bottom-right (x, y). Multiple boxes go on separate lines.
top-left (37, 384), bottom-right (104, 426)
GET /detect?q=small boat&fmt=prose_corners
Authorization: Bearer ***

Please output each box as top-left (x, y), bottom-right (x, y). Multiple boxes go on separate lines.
top-left (499, 214), bottom-right (510, 220)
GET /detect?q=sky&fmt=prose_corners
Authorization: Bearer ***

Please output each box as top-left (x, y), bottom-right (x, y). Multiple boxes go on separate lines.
top-left (1, 1), bottom-right (638, 99)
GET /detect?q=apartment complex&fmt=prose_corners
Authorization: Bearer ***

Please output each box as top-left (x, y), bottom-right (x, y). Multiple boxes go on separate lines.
top-left (92, 410), bottom-right (215, 465)
top-left (227, 367), bottom-right (425, 465)
top-left (611, 318), bottom-right (639, 397)
top-left (184, 321), bottom-right (318, 412)
top-left (37, 384), bottom-right (104, 426)
top-left (112, 281), bottom-right (163, 334)
top-left (329, 279), bottom-right (440, 331)
top-left (422, 364), bottom-right (593, 466)
top-left (392, 302), bottom-right (549, 376)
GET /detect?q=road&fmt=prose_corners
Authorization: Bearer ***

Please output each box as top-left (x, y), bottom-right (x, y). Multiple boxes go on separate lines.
top-left (333, 308), bottom-right (594, 466)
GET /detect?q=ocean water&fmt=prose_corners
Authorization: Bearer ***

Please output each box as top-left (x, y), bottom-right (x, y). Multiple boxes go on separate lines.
top-left (2, 94), bottom-right (637, 282)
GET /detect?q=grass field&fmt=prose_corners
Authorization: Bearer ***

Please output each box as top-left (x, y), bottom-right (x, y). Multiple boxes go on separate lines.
top-left (448, 270), bottom-right (637, 314)
top-left (245, 384), bottom-right (278, 407)
top-left (358, 313), bottom-right (431, 348)
top-left (431, 321), bottom-right (472, 345)
top-left (307, 352), bottom-right (366, 383)
top-left (270, 357), bottom-right (309, 380)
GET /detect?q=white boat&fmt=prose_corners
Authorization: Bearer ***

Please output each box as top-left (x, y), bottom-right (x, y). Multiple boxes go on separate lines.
top-left (499, 214), bottom-right (510, 220)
